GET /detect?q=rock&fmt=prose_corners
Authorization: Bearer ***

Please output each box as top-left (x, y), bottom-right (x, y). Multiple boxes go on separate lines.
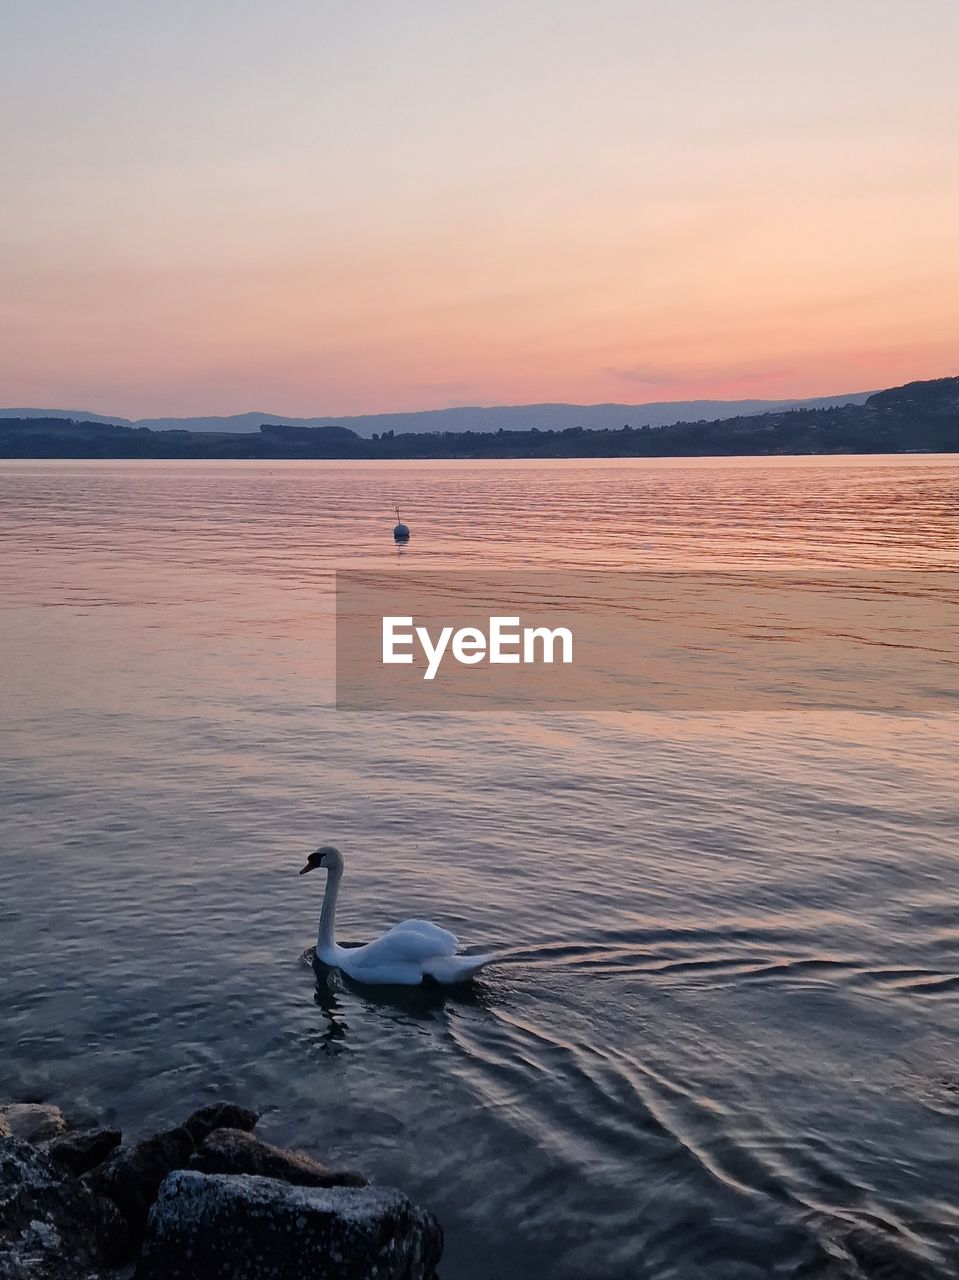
top-left (0, 1136), bottom-right (125, 1278)
top-left (135, 1170), bottom-right (443, 1280)
top-left (45, 1128), bottom-right (122, 1178)
top-left (0, 1104), bottom-right (67, 1144)
top-left (181, 1103), bottom-right (258, 1146)
top-left (190, 1127), bottom-right (367, 1188)
top-left (83, 1125), bottom-right (195, 1249)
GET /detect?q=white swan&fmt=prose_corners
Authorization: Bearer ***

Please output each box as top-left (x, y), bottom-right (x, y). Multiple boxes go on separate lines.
top-left (299, 846), bottom-right (497, 986)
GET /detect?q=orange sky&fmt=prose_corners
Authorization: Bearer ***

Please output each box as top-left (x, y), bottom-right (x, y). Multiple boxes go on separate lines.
top-left (2, 0), bottom-right (957, 417)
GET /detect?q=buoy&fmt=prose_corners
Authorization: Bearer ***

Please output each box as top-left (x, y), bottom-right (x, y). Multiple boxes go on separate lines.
top-left (393, 506), bottom-right (410, 542)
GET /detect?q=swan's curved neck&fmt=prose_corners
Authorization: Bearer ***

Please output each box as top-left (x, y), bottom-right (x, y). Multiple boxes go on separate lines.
top-left (317, 863), bottom-right (342, 952)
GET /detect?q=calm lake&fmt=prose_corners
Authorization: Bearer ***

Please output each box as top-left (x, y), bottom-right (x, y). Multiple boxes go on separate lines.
top-left (1, 456), bottom-right (957, 1279)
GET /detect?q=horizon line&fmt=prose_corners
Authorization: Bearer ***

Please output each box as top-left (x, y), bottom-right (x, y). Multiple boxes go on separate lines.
top-left (0, 385), bottom-right (892, 424)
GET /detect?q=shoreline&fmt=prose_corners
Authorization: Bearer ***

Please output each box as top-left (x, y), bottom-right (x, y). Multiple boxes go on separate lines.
top-left (1, 375), bottom-right (957, 461)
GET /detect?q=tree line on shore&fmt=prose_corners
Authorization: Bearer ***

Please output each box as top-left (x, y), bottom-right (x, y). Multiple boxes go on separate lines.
top-left (2, 376), bottom-right (957, 459)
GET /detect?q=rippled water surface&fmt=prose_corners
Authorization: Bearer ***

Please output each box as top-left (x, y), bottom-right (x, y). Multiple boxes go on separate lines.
top-left (1, 457), bottom-right (957, 1279)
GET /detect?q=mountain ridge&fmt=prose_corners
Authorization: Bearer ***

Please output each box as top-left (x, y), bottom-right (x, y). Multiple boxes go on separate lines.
top-left (1, 376), bottom-right (956, 459)
top-left (0, 391), bottom-right (873, 437)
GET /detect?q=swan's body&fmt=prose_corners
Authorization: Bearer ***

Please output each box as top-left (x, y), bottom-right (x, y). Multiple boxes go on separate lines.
top-left (300, 846), bottom-right (496, 986)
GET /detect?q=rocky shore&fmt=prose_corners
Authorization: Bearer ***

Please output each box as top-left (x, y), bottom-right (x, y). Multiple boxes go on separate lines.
top-left (0, 1100), bottom-right (442, 1279)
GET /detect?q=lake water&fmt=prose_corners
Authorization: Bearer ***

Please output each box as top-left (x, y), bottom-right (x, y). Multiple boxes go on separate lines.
top-left (1, 456), bottom-right (957, 1280)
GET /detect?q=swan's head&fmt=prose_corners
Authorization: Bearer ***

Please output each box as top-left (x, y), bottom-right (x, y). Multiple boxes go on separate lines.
top-left (299, 845), bottom-right (343, 876)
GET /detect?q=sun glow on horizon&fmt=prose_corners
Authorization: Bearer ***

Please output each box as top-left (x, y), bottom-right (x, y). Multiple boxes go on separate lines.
top-left (2, 0), bottom-right (958, 417)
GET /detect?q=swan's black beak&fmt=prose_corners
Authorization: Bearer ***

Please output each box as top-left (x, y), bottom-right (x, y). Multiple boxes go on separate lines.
top-left (298, 862), bottom-right (314, 875)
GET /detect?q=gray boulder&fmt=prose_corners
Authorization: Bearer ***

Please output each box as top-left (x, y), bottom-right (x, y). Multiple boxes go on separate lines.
top-left (0, 1105), bottom-right (67, 1144)
top-left (135, 1170), bottom-right (443, 1280)
top-left (181, 1103), bottom-right (258, 1146)
top-left (190, 1127), bottom-right (367, 1188)
top-left (0, 1136), bottom-right (125, 1278)
top-left (45, 1128), bottom-right (122, 1178)
top-left (83, 1125), bottom-right (195, 1248)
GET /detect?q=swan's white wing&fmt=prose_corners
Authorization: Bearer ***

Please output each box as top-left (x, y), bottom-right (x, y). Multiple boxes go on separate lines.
top-left (422, 951), bottom-right (497, 984)
top-left (348, 923), bottom-right (456, 969)
top-left (385, 918), bottom-right (459, 954)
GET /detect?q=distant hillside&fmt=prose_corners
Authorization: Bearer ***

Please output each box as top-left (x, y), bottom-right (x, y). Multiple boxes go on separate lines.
top-left (0, 407), bottom-right (127, 426)
top-left (0, 391), bottom-right (872, 437)
top-left (1, 377), bottom-right (956, 460)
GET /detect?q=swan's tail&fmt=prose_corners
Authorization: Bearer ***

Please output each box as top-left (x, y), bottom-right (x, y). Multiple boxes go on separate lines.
top-left (423, 952), bottom-right (497, 985)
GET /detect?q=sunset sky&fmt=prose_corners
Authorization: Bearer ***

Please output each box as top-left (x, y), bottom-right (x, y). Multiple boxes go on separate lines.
top-left (2, 0), bottom-right (958, 417)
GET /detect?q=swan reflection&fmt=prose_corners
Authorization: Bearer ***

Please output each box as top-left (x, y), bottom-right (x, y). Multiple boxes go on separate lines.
top-left (312, 950), bottom-right (495, 1029)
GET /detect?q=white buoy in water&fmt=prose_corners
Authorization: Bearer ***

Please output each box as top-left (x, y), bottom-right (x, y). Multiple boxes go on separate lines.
top-left (393, 506), bottom-right (411, 542)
